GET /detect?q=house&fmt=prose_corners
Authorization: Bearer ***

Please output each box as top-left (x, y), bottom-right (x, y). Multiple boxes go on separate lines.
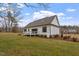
top-left (23, 15), bottom-right (60, 38)
top-left (60, 26), bottom-right (79, 34)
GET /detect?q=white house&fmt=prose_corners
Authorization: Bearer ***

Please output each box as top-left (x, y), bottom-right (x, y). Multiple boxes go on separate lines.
top-left (23, 15), bottom-right (60, 38)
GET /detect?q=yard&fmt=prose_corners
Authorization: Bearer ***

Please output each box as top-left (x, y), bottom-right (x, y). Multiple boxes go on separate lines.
top-left (0, 33), bottom-right (79, 56)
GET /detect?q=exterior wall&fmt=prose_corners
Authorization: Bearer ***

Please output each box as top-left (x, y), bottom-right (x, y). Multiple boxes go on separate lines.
top-left (50, 26), bottom-right (60, 35)
top-left (24, 26), bottom-right (50, 37)
top-left (23, 25), bottom-right (60, 38)
top-left (51, 16), bottom-right (59, 26)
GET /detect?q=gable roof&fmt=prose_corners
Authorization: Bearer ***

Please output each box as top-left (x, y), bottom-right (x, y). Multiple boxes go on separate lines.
top-left (25, 15), bottom-right (59, 28)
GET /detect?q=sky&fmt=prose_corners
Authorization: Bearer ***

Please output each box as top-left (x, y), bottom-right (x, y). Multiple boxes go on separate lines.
top-left (0, 3), bottom-right (79, 27)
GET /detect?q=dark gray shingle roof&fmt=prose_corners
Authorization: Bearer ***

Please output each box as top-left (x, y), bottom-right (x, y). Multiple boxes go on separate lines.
top-left (25, 15), bottom-right (58, 28)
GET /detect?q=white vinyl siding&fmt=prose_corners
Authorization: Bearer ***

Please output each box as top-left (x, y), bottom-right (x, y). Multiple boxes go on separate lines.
top-left (24, 25), bottom-right (60, 37)
top-left (50, 26), bottom-right (60, 35)
top-left (51, 16), bottom-right (59, 26)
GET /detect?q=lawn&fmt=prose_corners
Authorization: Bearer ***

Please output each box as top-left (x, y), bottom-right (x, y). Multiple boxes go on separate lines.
top-left (0, 33), bottom-right (79, 56)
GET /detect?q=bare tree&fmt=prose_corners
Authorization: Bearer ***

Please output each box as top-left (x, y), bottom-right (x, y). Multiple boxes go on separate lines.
top-left (0, 3), bottom-right (49, 32)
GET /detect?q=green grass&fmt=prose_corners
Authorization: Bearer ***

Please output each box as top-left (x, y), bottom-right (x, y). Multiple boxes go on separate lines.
top-left (0, 33), bottom-right (79, 56)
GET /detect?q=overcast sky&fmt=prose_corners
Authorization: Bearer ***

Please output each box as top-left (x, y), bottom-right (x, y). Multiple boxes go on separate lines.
top-left (0, 3), bottom-right (79, 27)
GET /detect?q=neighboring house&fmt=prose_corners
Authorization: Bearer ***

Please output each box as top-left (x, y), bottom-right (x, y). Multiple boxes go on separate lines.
top-left (60, 26), bottom-right (79, 34)
top-left (62, 29), bottom-right (77, 34)
top-left (23, 15), bottom-right (60, 38)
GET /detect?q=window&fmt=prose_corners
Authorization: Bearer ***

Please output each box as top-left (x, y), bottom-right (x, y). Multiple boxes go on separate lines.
top-left (32, 28), bottom-right (37, 32)
top-left (42, 27), bottom-right (47, 32)
top-left (32, 28), bottom-right (38, 34)
top-left (24, 29), bottom-right (27, 32)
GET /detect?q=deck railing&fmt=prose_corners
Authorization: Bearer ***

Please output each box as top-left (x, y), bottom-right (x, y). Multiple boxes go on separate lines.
top-left (24, 31), bottom-right (37, 36)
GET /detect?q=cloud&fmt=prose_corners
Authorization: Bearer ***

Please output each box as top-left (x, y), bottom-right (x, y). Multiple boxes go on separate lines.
top-left (17, 3), bottom-right (25, 8)
top-left (66, 17), bottom-right (73, 19)
top-left (60, 16), bottom-right (75, 25)
top-left (32, 10), bottom-right (65, 20)
top-left (19, 19), bottom-right (31, 27)
top-left (20, 10), bottom-right (65, 27)
top-left (56, 13), bottom-right (65, 17)
top-left (66, 9), bottom-right (76, 12)
top-left (25, 13), bottom-right (30, 15)
top-left (4, 3), bottom-right (9, 7)
top-left (62, 16), bottom-right (73, 20)
top-left (33, 11), bottom-right (54, 20)
top-left (0, 7), bottom-right (6, 11)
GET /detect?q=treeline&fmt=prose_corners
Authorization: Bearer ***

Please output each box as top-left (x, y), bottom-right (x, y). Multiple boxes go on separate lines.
top-left (60, 25), bottom-right (79, 34)
top-left (0, 27), bottom-right (23, 33)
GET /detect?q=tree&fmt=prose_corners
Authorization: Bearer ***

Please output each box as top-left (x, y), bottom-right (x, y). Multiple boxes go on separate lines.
top-left (0, 3), bottom-right (22, 32)
top-left (0, 3), bottom-right (49, 32)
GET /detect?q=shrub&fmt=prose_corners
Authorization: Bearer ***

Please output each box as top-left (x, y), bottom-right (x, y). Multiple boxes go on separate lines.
top-left (72, 38), bottom-right (77, 42)
top-left (63, 36), bottom-right (71, 40)
top-left (60, 34), bottom-right (63, 38)
top-left (53, 35), bottom-right (59, 38)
